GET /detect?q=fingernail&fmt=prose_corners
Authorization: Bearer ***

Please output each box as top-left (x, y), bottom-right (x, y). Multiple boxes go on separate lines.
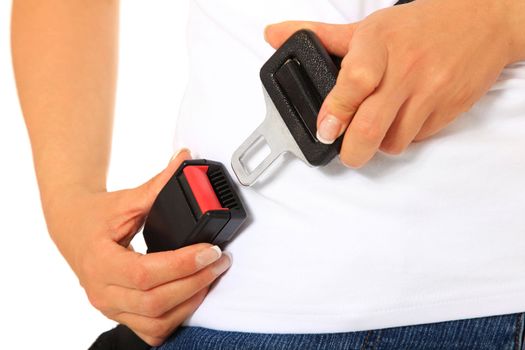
top-left (170, 148), bottom-right (191, 163)
top-left (196, 245), bottom-right (222, 269)
top-left (212, 251), bottom-right (232, 275)
top-left (317, 114), bottom-right (343, 144)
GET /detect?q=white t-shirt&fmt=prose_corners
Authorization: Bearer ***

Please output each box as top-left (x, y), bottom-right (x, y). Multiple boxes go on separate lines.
top-left (175, 0), bottom-right (525, 333)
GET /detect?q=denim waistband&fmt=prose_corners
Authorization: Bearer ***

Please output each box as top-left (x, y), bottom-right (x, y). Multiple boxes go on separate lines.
top-left (156, 313), bottom-right (525, 350)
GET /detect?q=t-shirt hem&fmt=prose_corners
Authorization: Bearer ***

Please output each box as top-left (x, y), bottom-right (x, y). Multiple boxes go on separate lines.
top-left (184, 290), bottom-right (525, 333)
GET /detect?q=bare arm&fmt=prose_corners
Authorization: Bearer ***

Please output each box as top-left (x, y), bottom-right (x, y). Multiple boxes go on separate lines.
top-left (12, 1), bottom-right (231, 346)
top-left (12, 0), bottom-right (117, 211)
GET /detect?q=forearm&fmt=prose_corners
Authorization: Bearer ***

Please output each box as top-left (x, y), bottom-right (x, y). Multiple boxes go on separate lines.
top-left (11, 0), bottom-right (119, 216)
top-left (419, 0), bottom-right (525, 64)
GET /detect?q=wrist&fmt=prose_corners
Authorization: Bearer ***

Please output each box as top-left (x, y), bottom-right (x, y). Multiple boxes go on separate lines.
top-left (467, 0), bottom-right (525, 64)
top-left (41, 184), bottom-right (105, 274)
top-left (423, 0), bottom-right (525, 64)
top-left (40, 183), bottom-right (105, 231)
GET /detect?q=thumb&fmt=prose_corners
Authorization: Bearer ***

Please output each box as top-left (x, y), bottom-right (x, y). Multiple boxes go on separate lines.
top-left (135, 148), bottom-right (192, 210)
top-left (108, 149), bottom-right (191, 247)
top-left (264, 21), bottom-right (356, 57)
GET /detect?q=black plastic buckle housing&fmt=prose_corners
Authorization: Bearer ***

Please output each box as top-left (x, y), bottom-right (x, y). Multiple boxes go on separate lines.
top-left (260, 29), bottom-right (342, 166)
top-left (143, 159), bottom-right (247, 253)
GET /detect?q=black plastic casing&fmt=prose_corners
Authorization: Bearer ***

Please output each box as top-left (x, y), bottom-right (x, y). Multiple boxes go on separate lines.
top-left (260, 29), bottom-right (342, 166)
top-left (143, 159), bottom-right (247, 253)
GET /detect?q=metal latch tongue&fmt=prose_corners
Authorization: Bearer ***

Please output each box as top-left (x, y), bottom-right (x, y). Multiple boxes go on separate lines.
top-left (231, 30), bottom-right (342, 186)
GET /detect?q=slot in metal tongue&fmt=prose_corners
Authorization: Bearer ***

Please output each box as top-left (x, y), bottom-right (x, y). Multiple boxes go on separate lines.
top-left (231, 88), bottom-right (308, 186)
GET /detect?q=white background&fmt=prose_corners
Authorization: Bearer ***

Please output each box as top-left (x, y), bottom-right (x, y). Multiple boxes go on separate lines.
top-left (0, 1), bottom-right (189, 348)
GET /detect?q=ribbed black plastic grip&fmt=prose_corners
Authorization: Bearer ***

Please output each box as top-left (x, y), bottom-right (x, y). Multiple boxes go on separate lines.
top-left (208, 168), bottom-right (240, 210)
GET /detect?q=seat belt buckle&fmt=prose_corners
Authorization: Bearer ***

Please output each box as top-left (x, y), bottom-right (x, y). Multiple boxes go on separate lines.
top-left (143, 159), bottom-right (247, 253)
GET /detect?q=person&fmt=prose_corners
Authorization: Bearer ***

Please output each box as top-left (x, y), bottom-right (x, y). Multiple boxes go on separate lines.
top-left (11, 0), bottom-right (525, 349)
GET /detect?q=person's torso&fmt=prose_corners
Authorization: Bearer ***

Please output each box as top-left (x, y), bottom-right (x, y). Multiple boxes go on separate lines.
top-left (174, 0), bottom-right (525, 332)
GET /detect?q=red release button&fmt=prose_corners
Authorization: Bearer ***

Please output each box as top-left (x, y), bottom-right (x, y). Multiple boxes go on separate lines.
top-left (183, 165), bottom-right (225, 214)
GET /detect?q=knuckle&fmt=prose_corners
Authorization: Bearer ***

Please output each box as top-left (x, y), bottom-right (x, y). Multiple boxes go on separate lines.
top-left (193, 287), bottom-right (210, 305)
top-left (166, 253), bottom-right (185, 272)
top-left (121, 185), bottom-right (150, 214)
top-left (415, 125), bottom-right (434, 141)
top-left (140, 292), bottom-right (165, 318)
top-left (429, 71), bottom-right (453, 91)
top-left (364, 9), bottom-right (385, 24)
top-left (148, 320), bottom-right (172, 340)
top-left (115, 188), bottom-right (142, 213)
top-left (141, 182), bottom-right (157, 207)
top-left (141, 321), bottom-right (160, 340)
top-left (146, 337), bottom-right (164, 346)
top-left (353, 118), bottom-right (383, 144)
top-left (453, 91), bottom-right (474, 113)
top-left (193, 268), bottom-right (215, 290)
top-left (381, 27), bottom-right (402, 45)
top-left (86, 291), bottom-right (107, 312)
top-left (86, 292), bottom-right (101, 310)
top-left (414, 133), bottom-right (428, 142)
top-left (444, 112), bottom-right (458, 124)
top-left (355, 13), bottom-right (384, 38)
top-left (132, 263), bottom-right (152, 291)
top-left (197, 268), bottom-right (219, 288)
top-left (344, 66), bottom-right (378, 93)
top-left (144, 337), bottom-right (164, 347)
top-left (141, 319), bottom-right (159, 337)
top-left (380, 140), bottom-right (407, 155)
top-left (329, 90), bottom-right (359, 115)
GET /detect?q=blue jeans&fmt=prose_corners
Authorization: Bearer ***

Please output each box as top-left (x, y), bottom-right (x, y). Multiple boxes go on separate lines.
top-left (156, 313), bottom-right (525, 350)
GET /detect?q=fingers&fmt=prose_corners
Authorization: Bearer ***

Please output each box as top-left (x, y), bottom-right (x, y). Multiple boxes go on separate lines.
top-left (107, 243), bottom-right (224, 290)
top-left (415, 110), bottom-right (459, 141)
top-left (316, 35), bottom-right (388, 144)
top-left (264, 21), bottom-right (357, 57)
top-left (339, 83), bottom-right (406, 167)
top-left (107, 148), bottom-right (192, 245)
top-left (117, 288), bottom-right (209, 347)
top-left (380, 95), bottom-right (435, 154)
top-left (104, 253), bottom-right (232, 317)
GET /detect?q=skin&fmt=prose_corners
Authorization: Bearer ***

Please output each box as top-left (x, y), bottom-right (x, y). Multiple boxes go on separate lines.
top-left (265, 0), bottom-right (525, 168)
top-left (11, 0), bottom-right (525, 346)
top-left (11, 0), bottom-right (231, 346)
